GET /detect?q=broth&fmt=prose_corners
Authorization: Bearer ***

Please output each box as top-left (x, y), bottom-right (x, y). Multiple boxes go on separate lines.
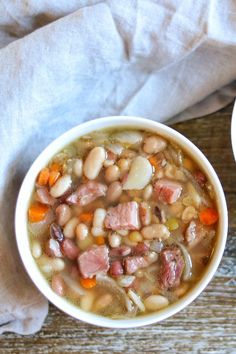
top-left (28, 128), bottom-right (218, 317)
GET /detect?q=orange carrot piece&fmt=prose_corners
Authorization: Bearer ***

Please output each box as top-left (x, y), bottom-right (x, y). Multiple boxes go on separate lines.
top-left (28, 202), bottom-right (49, 223)
top-left (95, 236), bottom-right (105, 245)
top-left (199, 208), bottom-right (219, 226)
top-left (148, 156), bottom-right (159, 170)
top-left (80, 277), bottom-right (97, 289)
top-left (37, 168), bottom-right (50, 186)
top-left (50, 163), bottom-right (61, 173)
top-left (183, 158), bottom-right (195, 172)
top-left (49, 171), bottom-right (61, 187)
top-left (79, 212), bottom-right (94, 224)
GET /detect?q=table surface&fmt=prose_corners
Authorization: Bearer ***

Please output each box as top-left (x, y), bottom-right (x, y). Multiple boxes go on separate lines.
top-left (1, 103), bottom-right (236, 354)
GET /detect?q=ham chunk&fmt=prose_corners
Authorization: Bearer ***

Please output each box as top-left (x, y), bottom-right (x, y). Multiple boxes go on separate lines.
top-left (105, 202), bottom-right (140, 230)
top-left (154, 179), bottom-right (182, 204)
top-left (132, 242), bottom-right (150, 256)
top-left (158, 246), bottom-right (184, 289)
top-left (124, 256), bottom-right (148, 274)
top-left (78, 245), bottom-right (109, 278)
top-left (185, 220), bottom-right (215, 249)
top-left (66, 181), bottom-right (107, 206)
top-left (110, 261), bottom-right (124, 276)
top-left (109, 246), bottom-right (131, 258)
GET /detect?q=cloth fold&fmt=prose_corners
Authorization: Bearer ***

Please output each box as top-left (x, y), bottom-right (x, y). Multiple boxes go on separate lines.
top-left (0, 0), bottom-right (235, 334)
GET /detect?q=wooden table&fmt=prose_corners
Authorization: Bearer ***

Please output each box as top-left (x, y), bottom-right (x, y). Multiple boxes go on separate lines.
top-left (1, 104), bottom-right (235, 353)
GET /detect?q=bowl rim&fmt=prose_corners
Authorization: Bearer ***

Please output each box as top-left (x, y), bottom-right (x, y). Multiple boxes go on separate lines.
top-left (15, 116), bottom-right (228, 328)
top-left (231, 100), bottom-right (236, 161)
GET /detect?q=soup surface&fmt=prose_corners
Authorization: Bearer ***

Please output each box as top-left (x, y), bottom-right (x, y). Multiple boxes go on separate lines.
top-left (28, 128), bottom-right (218, 317)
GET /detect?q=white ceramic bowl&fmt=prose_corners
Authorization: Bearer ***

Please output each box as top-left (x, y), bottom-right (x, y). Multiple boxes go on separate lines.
top-left (15, 116), bottom-right (228, 328)
top-left (231, 100), bottom-right (236, 161)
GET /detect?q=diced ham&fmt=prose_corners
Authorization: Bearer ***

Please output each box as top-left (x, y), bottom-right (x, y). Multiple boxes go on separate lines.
top-left (132, 242), bottom-right (150, 256)
top-left (105, 201), bottom-right (140, 230)
top-left (185, 220), bottom-right (214, 249)
top-left (158, 246), bottom-right (184, 289)
top-left (110, 261), bottom-right (124, 277)
top-left (124, 256), bottom-right (148, 275)
top-left (36, 187), bottom-right (56, 206)
top-left (109, 246), bottom-right (131, 258)
top-left (66, 181), bottom-right (107, 206)
top-left (154, 179), bottom-right (182, 204)
top-left (61, 239), bottom-right (79, 260)
top-left (78, 245), bottom-right (109, 278)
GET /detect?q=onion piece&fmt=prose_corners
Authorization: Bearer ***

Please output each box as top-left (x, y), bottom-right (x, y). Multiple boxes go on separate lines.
top-left (106, 143), bottom-right (124, 156)
top-left (176, 242), bottom-right (192, 281)
top-left (117, 275), bottom-right (135, 287)
top-left (28, 208), bottom-right (55, 236)
top-left (61, 273), bottom-right (86, 296)
top-left (96, 274), bottom-right (134, 312)
top-left (128, 289), bottom-right (145, 312)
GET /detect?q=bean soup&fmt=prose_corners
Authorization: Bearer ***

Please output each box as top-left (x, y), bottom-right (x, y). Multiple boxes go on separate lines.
top-left (28, 129), bottom-right (219, 317)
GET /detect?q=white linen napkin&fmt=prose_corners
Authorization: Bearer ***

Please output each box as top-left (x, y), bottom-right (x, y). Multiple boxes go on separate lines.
top-left (0, 0), bottom-right (236, 334)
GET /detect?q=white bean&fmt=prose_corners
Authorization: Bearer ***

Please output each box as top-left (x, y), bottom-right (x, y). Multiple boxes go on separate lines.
top-left (108, 233), bottom-right (121, 248)
top-left (73, 158), bottom-right (83, 177)
top-left (52, 258), bottom-right (65, 272)
top-left (117, 158), bottom-right (131, 174)
top-left (51, 274), bottom-right (66, 296)
top-left (182, 206), bottom-right (197, 223)
top-left (106, 181), bottom-right (122, 203)
top-left (38, 256), bottom-right (65, 274)
top-left (91, 227), bottom-right (105, 237)
top-left (143, 135), bottom-right (167, 154)
top-left (123, 156), bottom-right (152, 190)
top-left (31, 241), bottom-right (42, 259)
top-left (187, 183), bottom-right (201, 208)
top-left (146, 251), bottom-right (158, 263)
top-left (83, 147), bottom-right (106, 180)
top-left (143, 184), bottom-right (153, 201)
top-left (105, 165), bottom-right (120, 183)
top-left (63, 217), bottom-right (79, 239)
top-left (80, 292), bottom-right (94, 312)
top-left (50, 174), bottom-right (72, 198)
top-left (93, 208), bottom-right (107, 228)
top-left (56, 204), bottom-right (72, 226)
top-left (144, 295), bottom-right (169, 311)
top-left (76, 223), bottom-right (88, 241)
top-left (141, 224), bottom-right (170, 240)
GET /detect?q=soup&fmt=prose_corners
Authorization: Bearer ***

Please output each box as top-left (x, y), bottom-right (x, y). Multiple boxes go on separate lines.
top-left (28, 128), bottom-right (218, 317)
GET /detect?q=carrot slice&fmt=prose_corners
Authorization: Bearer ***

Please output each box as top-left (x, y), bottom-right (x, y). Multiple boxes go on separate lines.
top-left (28, 202), bottom-right (49, 223)
top-left (50, 163), bottom-right (61, 173)
top-left (37, 168), bottom-right (50, 186)
top-left (183, 158), bottom-right (195, 172)
top-left (199, 208), bottom-right (219, 226)
top-left (49, 171), bottom-right (61, 187)
top-left (80, 277), bottom-right (97, 289)
top-left (95, 236), bottom-right (105, 245)
top-left (79, 212), bottom-right (94, 224)
top-left (148, 156), bottom-right (159, 170)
